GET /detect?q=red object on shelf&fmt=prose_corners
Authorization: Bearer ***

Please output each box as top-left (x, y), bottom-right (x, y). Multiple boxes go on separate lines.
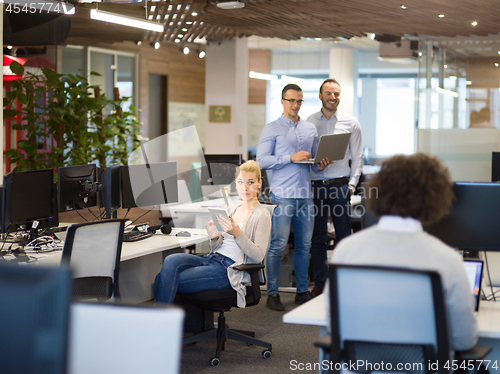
top-left (3, 55), bottom-right (56, 173)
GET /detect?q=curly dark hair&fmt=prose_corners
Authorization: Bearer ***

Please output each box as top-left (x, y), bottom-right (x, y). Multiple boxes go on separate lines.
top-left (365, 153), bottom-right (455, 225)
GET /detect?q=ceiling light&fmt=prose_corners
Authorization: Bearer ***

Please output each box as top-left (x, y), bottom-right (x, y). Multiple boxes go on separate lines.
top-left (370, 33), bottom-right (375, 40)
top-left (249, 71), bottom-right (278, 81)
top-left (495, 63), bottom-right (499, 67)
top-left (438, 14), bottom-right (445, 18)
top-left (497, 51), bottom-right (500, 55)
top-left (186, 21), bottom-right (193, 25)
top-left (7, 46), bottom-right (12, 50)
top-left (198, 50), bottom-right (206, 58)
top-left (174, 39), bottom-right (181, 43)
top-left (182, 28), bottom-right (188, 31)
top-left (444, 64), bottom-right (448, 68)
top-left (436, 87), bottom-right (458, 97)
top-left (183, 47), bottom-right (189, 54)
top-left (471, 21), bottom-right (478, 26)
top-left (400, 5), bottom-right (407, 9)
top-left (90, 9), bottom-right (164, 32)
top-left (217, 1), bottom-right (245, 10)
top-left (192, 12), bottom-right (198, 16)
top-left (150, 42), bottom-right (160, 49)
top-left (466, 81), bottom-right (472, 85)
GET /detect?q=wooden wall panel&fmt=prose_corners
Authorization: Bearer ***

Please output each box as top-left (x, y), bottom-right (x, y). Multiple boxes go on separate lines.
top-left (248, 49), bottom-right (271, 105)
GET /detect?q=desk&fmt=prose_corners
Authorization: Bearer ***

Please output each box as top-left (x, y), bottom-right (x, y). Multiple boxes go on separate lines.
top-left (283, 293), bottom-right (500, 363)
top-left (33, 228), bottom-right (209, 303)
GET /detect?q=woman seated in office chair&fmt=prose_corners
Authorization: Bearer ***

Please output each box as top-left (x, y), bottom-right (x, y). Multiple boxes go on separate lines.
top-left (327, 153), bottom-right (478, 351)
top-left (154, 160), bottom-right (271, 308)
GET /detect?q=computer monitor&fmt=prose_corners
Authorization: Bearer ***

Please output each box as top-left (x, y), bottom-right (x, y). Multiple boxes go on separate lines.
top-left (100, 165), bottom-right (122, 219)
top-left (121, 162), bottom-right (178, 209)
top-left (492, 152), bottom-right (500, 182)
top-left (424, 182), bottom-right (500, 251)
top-left (58, 164), bottom-right (99, 212)
top-left (0, 263), bottom-right (71, 374)
top-left (200, 154), bottom-right (242, 186)
top-left (1, 168), bottom-right (59, 234)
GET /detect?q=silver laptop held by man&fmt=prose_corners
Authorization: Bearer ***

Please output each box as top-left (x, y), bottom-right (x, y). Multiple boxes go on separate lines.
top-left (294, 133), bottom-right (351, 164)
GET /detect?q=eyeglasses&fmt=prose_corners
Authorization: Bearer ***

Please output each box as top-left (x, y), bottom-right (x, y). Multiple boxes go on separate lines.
top-left (282, 98), bottom-right (304, 105)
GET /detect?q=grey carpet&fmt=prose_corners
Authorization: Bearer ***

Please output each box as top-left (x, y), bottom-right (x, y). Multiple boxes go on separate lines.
top-left (180, 292), bottom-right (322, 373)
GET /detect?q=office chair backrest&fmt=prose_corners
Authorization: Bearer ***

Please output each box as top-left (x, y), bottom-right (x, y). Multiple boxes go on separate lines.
top-left (328, 264), bottom-right (450, 373)
top-left (68, 302), bottom-right (185, 374)
top-left (61, 219), bottom-right (126, 300)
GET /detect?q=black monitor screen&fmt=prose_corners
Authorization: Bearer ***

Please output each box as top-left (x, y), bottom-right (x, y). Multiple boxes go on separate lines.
top-left (58, 164), bottom-right (98, 212)
top-left (200, 154), bottom-right (242, 186)
top-left (101, 165), bottom-right (122, 218)
top-left (0, 263), bottom-right (71, 374)
top-left (121, 162), bottom-right (178, 209)
top-left (424, 182), bottom-right (500, 251)
top-left (1, 169), bottom-right (57, 233)
top-left (492, 152), bottom-right (500, 182)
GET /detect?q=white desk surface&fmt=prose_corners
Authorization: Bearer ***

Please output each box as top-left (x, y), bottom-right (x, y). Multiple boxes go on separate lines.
top-left (169, 198), bottom-right (239, 214)
top-left (31, 228), bottom-right (208, 266)
top-left (283, 293), bottom-right (500, 339)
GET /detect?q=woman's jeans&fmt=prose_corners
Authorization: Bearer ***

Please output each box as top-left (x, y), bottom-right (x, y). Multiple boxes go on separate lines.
top-left (266, 192), bottom-right (314, 295)
top-left (154, 252), bottom-right (235, 304)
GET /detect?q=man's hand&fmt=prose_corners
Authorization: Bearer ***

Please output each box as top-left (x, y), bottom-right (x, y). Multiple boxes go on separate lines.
top-left (316, 157), bottom-right (334, 171)
top-left (290, 151), bottom-right (312, 162)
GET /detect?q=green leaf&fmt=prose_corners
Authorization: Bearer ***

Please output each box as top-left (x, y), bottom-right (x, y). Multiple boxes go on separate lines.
top-left (10, 61), bottom-right (24, 75)
top-left (3, 109), bottom-right (19, 118)
top-left (5, 149), bottom-right (21, 157)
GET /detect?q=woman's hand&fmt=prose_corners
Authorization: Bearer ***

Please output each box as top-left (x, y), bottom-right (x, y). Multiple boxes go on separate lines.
top-left (205, 220), bottom-right (221, 240)
top-left (216, 215), bottom-right (242, 238)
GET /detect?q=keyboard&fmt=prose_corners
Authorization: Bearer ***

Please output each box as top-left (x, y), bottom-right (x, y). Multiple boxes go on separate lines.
top-left (122, 231), bottom-right (154, 242)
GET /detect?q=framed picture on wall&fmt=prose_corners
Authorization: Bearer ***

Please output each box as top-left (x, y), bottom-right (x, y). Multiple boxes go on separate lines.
top-left (209, 105), bottom-right (231, 122)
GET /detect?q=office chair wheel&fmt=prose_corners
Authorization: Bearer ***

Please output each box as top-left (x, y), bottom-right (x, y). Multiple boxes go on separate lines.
top-left (262, 350), bottom-right (272, 359)
top-left (210, 357), bottom-right (220, 366)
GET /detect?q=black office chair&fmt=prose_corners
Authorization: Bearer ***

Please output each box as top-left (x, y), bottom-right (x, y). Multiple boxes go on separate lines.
top-left (61, 219), bottom-right (126, 301)
top-left (177, 202), bottom-right (277, 366)
top-left (315, 264), bottom-right (491, 374)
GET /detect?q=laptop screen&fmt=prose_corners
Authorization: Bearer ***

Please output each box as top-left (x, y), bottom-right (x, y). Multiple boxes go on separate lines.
top-left (462, 259), bottom-right (483, 311)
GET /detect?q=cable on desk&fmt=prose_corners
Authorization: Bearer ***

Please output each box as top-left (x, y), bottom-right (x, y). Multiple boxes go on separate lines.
top-left (125, 206), bottom-right (157, 228)
top-left (483, 251), bottom-right (497, 301)
top-left (23, 236), bottom-right (61, 253)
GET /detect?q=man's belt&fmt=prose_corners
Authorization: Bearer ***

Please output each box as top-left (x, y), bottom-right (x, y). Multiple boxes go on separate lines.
top-left (311, 177), bottom-right (349, 186)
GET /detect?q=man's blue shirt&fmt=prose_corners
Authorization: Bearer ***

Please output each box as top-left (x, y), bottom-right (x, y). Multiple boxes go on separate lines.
top-left (257, 115), bottom-right (319, 199)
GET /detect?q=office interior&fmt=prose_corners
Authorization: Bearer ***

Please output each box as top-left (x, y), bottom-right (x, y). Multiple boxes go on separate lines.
top-left (2, 0), bottom-right (500, 372)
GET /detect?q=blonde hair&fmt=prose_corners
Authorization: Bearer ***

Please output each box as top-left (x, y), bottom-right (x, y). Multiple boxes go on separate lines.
top-left (236, 160), bottom-right (261, 181)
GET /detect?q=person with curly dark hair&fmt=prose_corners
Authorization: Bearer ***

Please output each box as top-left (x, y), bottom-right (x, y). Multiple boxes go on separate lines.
top-left (327, 153), bottom-right (478, 351)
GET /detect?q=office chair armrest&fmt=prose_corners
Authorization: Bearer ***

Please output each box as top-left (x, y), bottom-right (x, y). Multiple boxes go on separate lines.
top-left (456, 345), bottom-right (492, 360)
top-left (313, 334), bottom-right (331, 353)
top-left (232, 263), bottom-right (264, 273)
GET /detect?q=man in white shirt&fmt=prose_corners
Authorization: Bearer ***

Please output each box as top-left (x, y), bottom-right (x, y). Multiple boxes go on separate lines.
top-left (307, 79), bottom-right (364, 297)
top-left (328, 153), bottom-right (478, 351)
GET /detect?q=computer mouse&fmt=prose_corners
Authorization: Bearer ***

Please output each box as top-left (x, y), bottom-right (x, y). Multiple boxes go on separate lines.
top-left (176, 231), bottom-right (191, 237)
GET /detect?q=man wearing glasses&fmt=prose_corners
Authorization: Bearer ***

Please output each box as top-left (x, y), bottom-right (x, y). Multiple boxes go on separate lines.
top-left (257, 84), bottom-right (330, 311)
top-left (307, 78), bottom-right (364, 298)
